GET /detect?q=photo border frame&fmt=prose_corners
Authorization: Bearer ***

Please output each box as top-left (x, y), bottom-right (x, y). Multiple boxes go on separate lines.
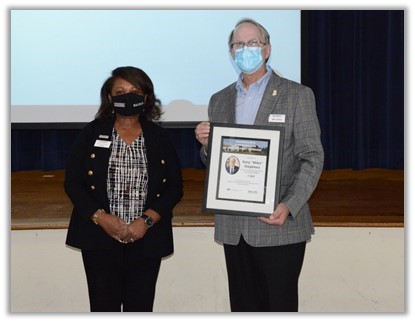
top-left (203, 123), bottom-right (284, 217)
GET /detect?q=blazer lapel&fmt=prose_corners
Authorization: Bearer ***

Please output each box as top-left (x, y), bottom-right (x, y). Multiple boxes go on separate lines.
top-left (222, 87), bottom-right (237, 123)
top-left (254, 72), bottom-right (282, 126)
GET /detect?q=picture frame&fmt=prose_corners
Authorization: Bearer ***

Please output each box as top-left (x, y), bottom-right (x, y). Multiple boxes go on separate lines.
top-left (203, 123), bottom-right (284, 217)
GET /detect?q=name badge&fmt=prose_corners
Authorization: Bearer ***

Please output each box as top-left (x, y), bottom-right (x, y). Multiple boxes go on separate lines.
top-left (268, 114), bottom-right (286, 123)
top-left (94, 140), bottom-right (111, 148)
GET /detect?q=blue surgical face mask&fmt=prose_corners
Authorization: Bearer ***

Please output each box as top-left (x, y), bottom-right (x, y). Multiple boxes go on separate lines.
top-left (234, 46), bottom-right (263, 74)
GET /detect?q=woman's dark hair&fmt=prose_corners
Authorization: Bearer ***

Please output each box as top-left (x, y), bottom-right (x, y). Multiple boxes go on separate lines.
top-left (95, 66), bottom-right (162, 121)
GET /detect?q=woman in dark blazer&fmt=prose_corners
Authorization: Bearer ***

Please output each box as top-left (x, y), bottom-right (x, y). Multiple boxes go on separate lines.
top-left (65, 66), bottom-right (183, 312)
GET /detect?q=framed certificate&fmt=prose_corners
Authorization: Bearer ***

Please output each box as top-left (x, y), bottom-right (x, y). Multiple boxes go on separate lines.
top-left (203, 123), bottom-right (284, 217)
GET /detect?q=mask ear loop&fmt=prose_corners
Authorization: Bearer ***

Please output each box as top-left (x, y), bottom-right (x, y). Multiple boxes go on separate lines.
top-left (139, 95), bottom-right (148, 115)
top-left (139, 107), bottom-right (146, 115)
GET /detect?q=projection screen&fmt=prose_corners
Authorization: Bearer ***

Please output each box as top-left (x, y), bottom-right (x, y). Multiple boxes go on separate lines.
top-left (11, 9), bottom-right (300, 124)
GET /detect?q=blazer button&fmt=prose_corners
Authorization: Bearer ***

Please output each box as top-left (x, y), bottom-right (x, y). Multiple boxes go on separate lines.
top-left (161, 159), bottom-right (165, 165)
top-left (88, 170), bottom-right (94, 176)
top-left (90, 185), bottom-right (96, 190)
top-left (162, 178), bottom-right (167, 183)
top-left (156, 193), bottom-right (160, 198)
top-left (90, 153), bottom-right (96, 159)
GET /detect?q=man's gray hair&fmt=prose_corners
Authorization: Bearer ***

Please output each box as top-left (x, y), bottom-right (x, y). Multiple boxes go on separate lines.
top-left (228, 18), bottom-right (271, 48)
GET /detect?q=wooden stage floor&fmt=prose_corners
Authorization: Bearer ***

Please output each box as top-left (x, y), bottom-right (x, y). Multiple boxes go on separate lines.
top-left (11, 168), bottom-right (404, 230)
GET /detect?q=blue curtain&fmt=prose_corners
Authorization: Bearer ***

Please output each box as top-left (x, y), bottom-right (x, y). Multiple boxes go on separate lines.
top-left (11, 128), bottom-right (205, 172)
top-left (11, 129), bottom-right (79, 171)
top-left (302, 10), bottom-right (404, 169)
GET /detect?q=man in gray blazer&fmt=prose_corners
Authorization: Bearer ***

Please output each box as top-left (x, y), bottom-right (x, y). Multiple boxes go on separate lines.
top-left (195, 18), bottom-right (324, 312)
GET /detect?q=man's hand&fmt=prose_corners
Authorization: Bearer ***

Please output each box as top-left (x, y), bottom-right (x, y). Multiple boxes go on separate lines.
top-left (259, 203), bottom-right (290, 226)
top-left (195, 121), bottom-right (210, 149)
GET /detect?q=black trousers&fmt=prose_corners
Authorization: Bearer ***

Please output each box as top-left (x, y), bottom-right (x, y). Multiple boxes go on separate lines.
top-left (81, 243), bottom-right (161, 312)
top-left (224, 236), bottom-right (306, 312)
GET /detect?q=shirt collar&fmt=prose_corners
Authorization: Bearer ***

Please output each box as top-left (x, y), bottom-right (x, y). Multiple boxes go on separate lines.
top-left (236, 65), bottom-right (273, 92)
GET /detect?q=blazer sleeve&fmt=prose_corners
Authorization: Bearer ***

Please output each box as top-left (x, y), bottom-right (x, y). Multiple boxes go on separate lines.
top-left (145, 128), bottom-right (184, 220)
top-left (280, 86), bottom-right (324, 217)
top-left (64, 125), bottom-right (103, 221)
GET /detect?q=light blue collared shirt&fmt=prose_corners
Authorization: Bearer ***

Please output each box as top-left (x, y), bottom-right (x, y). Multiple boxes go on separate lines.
top-left (235, 65), bottom-right (273, 125)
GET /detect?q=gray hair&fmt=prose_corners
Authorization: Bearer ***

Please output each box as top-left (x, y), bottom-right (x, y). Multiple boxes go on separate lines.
top-left (228, 18), bottom-right (271, 48)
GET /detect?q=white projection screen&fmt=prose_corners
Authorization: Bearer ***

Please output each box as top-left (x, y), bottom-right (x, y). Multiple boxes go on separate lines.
top-left (11, 9), bottom-right (300, 125)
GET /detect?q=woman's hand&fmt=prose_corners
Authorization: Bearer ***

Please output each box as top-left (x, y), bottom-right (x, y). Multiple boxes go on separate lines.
top-left (122, 210), bottom-right (160, 243)
top-left (122, 218), bottom-right (148, 243)
top-left (94, 212), bottom-right (128, 242)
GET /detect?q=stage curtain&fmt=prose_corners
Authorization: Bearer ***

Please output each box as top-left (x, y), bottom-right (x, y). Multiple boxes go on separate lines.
top-left (301, 10), bottom-right (404, 169)
top-left (11, 128), bottom-right (204, 172)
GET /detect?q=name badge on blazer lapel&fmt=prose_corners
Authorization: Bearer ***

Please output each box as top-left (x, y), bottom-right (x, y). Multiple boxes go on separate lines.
top-left (94, 139), bottom-right (111, 148)
top-left (268, 114), bottom-right (286, 123)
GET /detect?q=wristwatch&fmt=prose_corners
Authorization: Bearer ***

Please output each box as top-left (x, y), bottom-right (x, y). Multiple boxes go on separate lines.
top-left (141, 214), bottom-right (154, 228)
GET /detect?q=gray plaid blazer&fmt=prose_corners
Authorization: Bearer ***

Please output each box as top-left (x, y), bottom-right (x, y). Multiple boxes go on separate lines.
top-left (201, 71), bottom-right (324, 246)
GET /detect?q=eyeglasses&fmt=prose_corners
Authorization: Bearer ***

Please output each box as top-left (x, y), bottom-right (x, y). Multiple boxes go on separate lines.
top-left (230, 40), bottom-right (267, 50)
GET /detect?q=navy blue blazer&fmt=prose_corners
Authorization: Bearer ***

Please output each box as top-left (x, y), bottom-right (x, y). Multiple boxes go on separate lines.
top-left (65, 117), bottom-right (183, 258)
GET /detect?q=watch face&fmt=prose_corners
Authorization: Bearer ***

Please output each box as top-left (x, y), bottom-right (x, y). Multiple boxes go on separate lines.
top-left (145, 217), bottom-right (153, 227)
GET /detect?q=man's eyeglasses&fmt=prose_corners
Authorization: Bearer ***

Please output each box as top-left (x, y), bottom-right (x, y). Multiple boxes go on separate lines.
top-left (230, 40), bottom-right (267, 50)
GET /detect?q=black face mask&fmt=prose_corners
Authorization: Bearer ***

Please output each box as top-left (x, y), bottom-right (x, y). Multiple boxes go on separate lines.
top-left (112, 92), bottom-right (146, 116)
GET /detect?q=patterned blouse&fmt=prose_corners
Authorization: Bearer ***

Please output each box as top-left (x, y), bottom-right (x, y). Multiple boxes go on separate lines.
top-left (107, 128), bottom-right (148, 224)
